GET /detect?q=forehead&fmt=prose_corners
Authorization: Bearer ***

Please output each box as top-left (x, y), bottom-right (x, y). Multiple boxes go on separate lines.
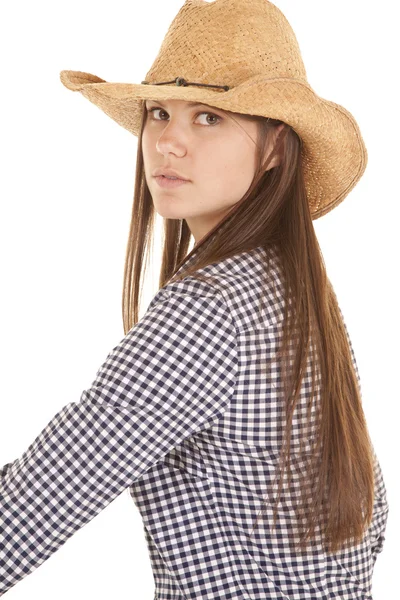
top-left (144, 98), bottom-right (222, 111)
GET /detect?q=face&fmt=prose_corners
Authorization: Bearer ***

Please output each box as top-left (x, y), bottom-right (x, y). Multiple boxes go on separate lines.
top-left (141, 98), bottom-right (283, 244)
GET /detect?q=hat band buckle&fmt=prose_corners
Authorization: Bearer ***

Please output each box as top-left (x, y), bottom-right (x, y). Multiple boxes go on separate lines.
top-left (141, 76), bottom-right (230, 92)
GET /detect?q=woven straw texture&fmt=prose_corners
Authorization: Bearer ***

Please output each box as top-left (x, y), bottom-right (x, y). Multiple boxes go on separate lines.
top-left (60, 0), bottom-right (368, 219)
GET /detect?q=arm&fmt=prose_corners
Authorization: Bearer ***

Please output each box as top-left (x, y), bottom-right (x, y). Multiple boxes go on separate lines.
top-left (368, 447), bottom-right (389, 565)
top-left (0, 288), bottom-right (238, 595)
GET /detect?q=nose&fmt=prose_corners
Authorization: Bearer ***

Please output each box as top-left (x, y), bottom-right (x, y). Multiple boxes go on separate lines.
top-left (155, 119), bottom-right (188, 157)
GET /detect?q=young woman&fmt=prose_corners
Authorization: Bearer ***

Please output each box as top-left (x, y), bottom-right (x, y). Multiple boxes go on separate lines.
top-left (0, 0), bottom-right (389, 598)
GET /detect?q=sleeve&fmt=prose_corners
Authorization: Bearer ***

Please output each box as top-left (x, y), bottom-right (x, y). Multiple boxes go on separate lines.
top-left (0, 289), bottom-right (238, 595)
top-left (367, 447), bottom-right (389, 565)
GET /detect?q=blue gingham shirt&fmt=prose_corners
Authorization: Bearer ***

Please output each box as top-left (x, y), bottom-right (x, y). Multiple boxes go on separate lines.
top-left (0, 245), bottom-right (389, 598)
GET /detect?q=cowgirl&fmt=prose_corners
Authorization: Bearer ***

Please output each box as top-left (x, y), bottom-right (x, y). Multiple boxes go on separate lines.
top-left (0, 0), bottom-right (389, 598)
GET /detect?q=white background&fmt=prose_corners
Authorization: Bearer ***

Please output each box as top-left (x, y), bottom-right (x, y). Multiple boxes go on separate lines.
top-left (0, 0), bottom-right (397, 598)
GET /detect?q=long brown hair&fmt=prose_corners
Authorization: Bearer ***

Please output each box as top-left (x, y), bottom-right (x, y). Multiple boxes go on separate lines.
top-left (122, 100), bottom-right (375, 555)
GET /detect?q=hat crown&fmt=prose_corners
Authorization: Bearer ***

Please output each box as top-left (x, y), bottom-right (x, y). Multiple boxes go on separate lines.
top-left (144, 0), bottom-right (307, 89)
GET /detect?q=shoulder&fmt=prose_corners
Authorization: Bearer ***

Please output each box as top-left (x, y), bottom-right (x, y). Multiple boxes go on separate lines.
top-left (146, 245), bottom-right (285, 331)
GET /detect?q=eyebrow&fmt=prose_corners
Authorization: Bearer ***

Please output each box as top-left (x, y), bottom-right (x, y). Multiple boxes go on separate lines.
top-left (145, 100), bottom-right (217, 110)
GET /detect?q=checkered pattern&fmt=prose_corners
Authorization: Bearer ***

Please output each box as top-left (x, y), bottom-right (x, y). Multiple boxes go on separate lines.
top-left (0, 246), bottom-right (389, 598)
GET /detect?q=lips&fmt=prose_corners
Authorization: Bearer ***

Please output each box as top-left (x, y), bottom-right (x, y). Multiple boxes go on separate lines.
top-left (155, 175), bottom-right (190, 188)
top-left (153, 168), bottom-right (189, 181)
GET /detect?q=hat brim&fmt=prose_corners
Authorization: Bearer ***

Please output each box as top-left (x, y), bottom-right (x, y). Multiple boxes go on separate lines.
top-left (60, 70), bottom-right (240, 135)
top-left (60, 70), bottom-right (367, 219)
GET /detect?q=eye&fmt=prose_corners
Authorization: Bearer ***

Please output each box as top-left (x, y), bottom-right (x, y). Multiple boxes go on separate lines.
top-left (146, 107), bottom-right (222, 127)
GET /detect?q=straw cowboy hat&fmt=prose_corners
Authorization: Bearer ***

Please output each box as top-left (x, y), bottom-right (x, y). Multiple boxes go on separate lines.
top-left (59, 0), bottom-right (367, 219)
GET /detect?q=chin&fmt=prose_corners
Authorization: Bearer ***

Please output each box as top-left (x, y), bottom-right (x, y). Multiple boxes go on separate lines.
top-left (152, 205), bottom-right (188, 220)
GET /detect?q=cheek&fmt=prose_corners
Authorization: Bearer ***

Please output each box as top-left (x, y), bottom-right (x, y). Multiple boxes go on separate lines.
top-left (212, 148), bottom-right (256, 192)
top-left (141, 131), bottom-right (150, 156)
top-left (141, 125), bottom-right (156, 152)
top-left (200, 164), bottom-right (255, 209)
top-left (141, 135), bottom-right (155, 176)
top-left (203, 138), bottom-right (248, 172)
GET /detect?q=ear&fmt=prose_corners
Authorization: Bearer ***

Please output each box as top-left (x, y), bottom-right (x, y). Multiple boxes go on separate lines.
top-left (263, 123), bottom-right (285, 171)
